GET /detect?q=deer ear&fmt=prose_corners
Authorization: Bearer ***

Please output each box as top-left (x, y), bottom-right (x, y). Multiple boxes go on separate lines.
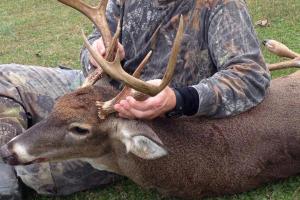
top-left (116, 121), bottom-right (168, 160)
top-left (125, 135), bottom-right (168, 160)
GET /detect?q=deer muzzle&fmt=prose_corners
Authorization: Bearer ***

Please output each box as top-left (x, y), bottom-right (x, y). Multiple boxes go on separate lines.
top-left (0, 144), bottom-right (20, 165)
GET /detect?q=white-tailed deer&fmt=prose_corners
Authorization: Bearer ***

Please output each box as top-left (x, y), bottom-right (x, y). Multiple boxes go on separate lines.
top-left (1, 0), bottom-right (300, 199)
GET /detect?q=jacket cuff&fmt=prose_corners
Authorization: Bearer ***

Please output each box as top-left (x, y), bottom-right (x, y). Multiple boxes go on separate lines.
top-left (175, 86), bottom-right (199, 116)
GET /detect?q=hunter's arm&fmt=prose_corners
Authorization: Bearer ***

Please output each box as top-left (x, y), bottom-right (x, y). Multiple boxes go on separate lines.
top-left (176, 0), bottom-right (270, 118)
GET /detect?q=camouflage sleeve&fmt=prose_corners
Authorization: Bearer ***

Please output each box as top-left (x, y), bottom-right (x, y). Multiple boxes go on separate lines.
top-left (192, 0), bottom-right (271, 118)
top-left (80, 0), bottom-right (121, 76)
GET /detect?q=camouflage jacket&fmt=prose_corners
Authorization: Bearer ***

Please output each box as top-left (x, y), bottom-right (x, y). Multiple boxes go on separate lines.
top-left (81, 0), bottom-right (271, 118)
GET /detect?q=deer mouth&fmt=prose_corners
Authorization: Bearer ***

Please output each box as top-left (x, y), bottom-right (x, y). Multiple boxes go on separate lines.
top-left (1, 144), bottom-right (48, 166)
top-left (23, 157), bottom-right (49, 165)
top-left (2, 156), bottom-right (48, 166)
top-left (2, 153), bottom-right (20, 166)
top-left (0, 144), bottom-right (18, 165)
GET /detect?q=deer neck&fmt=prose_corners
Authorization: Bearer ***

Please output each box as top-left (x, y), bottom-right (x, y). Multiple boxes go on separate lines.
top-left (84, 152), bottom-right (123, 175)
top-left (83, 138), bottom-right (147, 176)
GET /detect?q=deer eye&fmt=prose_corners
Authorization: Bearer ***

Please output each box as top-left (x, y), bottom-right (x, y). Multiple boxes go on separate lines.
top-left (68, 123), bottom-right (91, 136)
top-left (72, 127), bottom-right (89, 135)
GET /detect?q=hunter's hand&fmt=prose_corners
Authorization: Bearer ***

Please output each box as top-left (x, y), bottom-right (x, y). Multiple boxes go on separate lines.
top-left (89, 37), bottom-right (125, 68)
top-left (114, 80), bottom-right (177, 120)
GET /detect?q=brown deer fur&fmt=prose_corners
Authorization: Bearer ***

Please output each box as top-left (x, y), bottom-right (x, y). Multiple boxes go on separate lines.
top-left (1, 71), bottom-right (300, 199)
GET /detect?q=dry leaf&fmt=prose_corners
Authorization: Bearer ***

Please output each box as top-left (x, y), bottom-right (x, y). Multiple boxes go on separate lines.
top-left (255, 19), bottom-right (270, 27)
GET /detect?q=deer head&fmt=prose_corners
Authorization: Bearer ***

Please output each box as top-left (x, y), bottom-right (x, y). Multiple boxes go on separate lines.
top-left (0, 85), bottom-right (168, 169)
top-left (0, 0), bottom-right (184, 168)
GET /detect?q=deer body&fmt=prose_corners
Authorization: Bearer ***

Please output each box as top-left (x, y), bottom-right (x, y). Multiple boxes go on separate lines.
top-left (1, 71), bottom-right (299, 199)
top-left (92, 71), bottom-right (300, 199)
top-left (1, 1), bottom-right (299, 199)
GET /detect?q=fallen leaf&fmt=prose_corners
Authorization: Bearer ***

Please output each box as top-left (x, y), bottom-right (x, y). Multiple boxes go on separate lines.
top-left (255, 19), bottom-right (270, 27)
top-left (35, 51), bottom-right (42, 58)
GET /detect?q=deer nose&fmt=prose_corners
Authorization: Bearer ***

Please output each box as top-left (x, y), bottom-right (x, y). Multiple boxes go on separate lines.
top-left (0, 144), bottom-right (20, 166)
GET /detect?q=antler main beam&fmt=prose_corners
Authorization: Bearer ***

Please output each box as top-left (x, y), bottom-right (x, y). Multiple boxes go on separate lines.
top-left (58, 0), bottom-right (112, 48)
top-left (83, 16), bottom-right (185, 97)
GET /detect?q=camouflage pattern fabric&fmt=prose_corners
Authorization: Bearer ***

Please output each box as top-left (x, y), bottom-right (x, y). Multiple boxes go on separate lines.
top-left (0, 109), bottom-right (24, 200)
top-left (0, 64), bottom-right (120, 196)
top-left (0, 161), bottom-right (22, 200)
top-left (81, 0), bottom-right (271, 118)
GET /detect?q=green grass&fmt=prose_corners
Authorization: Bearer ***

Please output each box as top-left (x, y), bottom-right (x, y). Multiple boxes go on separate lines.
top-left (0, 0), bottom-right (299, 200)
top-left (247, 0), bottom-right (300, 78)
top-left (0, 0), bottom-right (96, 68)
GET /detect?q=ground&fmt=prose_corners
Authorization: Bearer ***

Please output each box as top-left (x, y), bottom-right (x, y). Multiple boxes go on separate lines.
top-left (0, 0), bottom-right (299, 199)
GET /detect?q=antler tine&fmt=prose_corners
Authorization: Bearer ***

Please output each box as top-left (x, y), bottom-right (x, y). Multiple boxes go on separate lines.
top-left (105, 20), bottom-right (121, 61)
top-left (58, 0), bottom-right (118, 88)
top-left (81, 23), bottom-right (121, 88)
top-left (267, 57), bottom-right (300, 71)
top-left (84, 15), bottom-right (185, 97)
top-left (263, 39), bottom-right (300, 59)
top-left (58, 0), bottom-right (112, 49)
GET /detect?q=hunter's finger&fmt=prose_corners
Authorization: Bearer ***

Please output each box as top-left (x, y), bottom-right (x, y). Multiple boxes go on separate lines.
top-left (127, 106), bottom-right (158, 120)
top-left (96, 40), bottom-right (106, 56)
top-left (126, 96), bottom-right (158, 111)
top-left (114, 104), bottom-right (135, 119)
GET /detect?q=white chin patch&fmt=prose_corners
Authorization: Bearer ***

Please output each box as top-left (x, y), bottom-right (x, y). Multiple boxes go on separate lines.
top-left (13, 143), bottom-right (35, 162)
top-left (83, 158), bottom-right (116, 173)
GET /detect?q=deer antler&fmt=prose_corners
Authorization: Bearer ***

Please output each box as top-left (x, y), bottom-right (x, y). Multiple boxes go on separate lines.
top-left (81, 25), bottom-right (121, 87)
top-left (96, 51), bottom-right (153, 119)
top-left (57, 0), bottom-right (120, 87)
top-left (83, 16), bottom-right (184, 97)
top-left (58, 0), bottom-right (111, 48)
top-left (263, 39), bottom-right (300, 71)
top-left (90, 16), bottom-right (185, 119)
top-left (58, 0), bottom-right (184, 119)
